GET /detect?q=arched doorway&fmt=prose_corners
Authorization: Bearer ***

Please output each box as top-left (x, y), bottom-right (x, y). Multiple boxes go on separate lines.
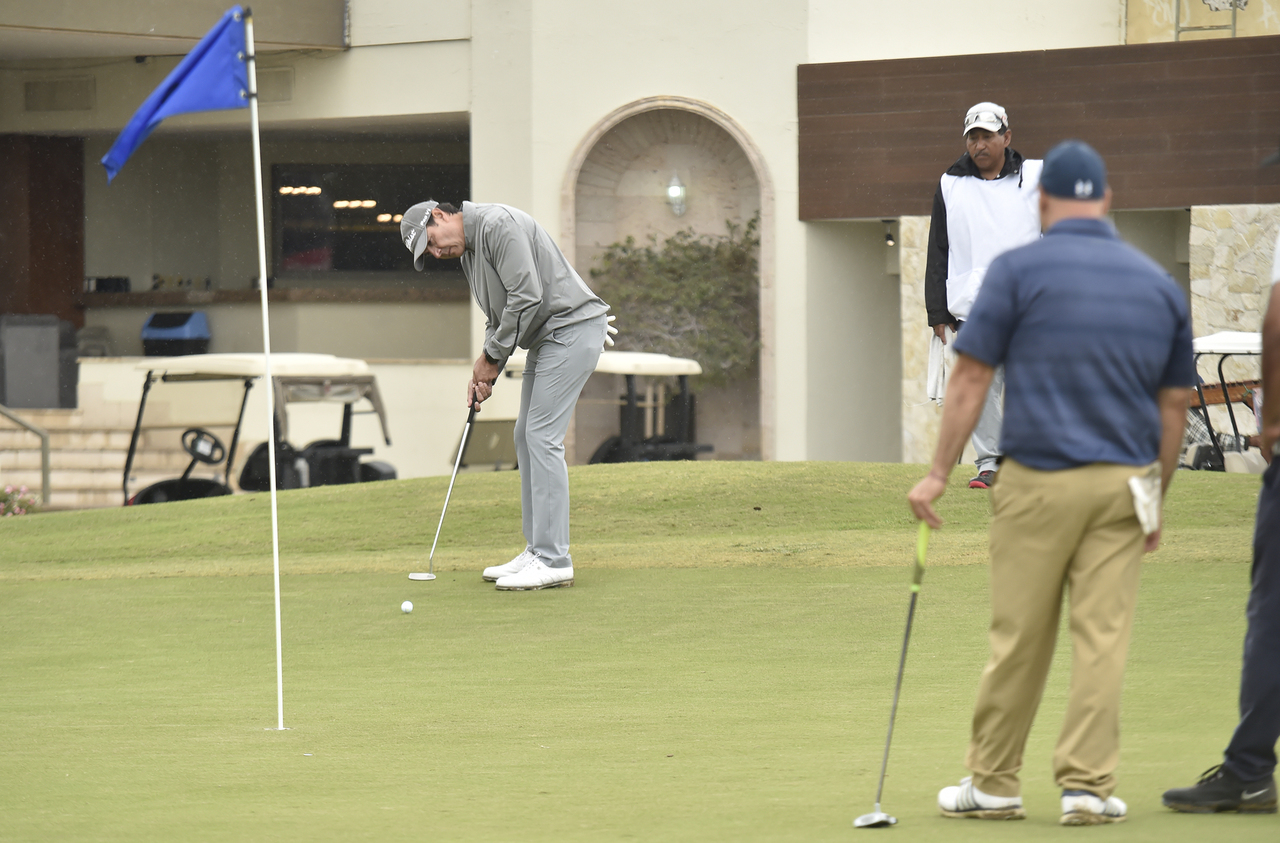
top-left (561, 97), bottom-right (775, 462)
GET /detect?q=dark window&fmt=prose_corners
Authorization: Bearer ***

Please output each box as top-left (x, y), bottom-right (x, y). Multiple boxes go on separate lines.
top-left (272, 163), bottom-right (469, 275)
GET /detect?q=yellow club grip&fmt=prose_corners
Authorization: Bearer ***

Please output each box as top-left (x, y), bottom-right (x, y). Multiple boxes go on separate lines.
top-left (912, 521), bottom-right (930, 590)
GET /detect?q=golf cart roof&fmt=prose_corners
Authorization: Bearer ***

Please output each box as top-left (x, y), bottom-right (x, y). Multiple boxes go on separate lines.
top-left (135, 353), bottom-right (390, 445)
top-left (135, 352), bottom-right (371, 379)
top-left (1193, 332), bottom-right (1261, 356)
top-left (504, 349), bottom-right (703, 377)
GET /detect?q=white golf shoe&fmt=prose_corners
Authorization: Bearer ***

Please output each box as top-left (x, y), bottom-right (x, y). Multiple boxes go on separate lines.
top-left (938, 777), bottom-right (1026, 820)
top-left (1060, 791), bottom-right (1127, 825)
top-left (483, 549), bottom-right (534, 582)
top-left (495, 557), bottom-right (573, 590)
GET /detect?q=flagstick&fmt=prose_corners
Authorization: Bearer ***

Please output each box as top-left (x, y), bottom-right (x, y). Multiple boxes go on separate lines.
top-left (243, 8), bottom-right (286, 732)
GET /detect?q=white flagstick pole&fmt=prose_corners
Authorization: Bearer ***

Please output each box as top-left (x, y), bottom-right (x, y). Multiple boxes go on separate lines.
top-left (242, 8), bottom-right (286, 732)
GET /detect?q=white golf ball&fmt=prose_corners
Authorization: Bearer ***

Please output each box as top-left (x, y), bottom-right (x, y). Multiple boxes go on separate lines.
top-left (401, 600), bottom-right (413, 614)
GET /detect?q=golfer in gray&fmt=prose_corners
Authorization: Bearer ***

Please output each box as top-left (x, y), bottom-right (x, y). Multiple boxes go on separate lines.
top-left (401, 200), bottom-right (611, 590)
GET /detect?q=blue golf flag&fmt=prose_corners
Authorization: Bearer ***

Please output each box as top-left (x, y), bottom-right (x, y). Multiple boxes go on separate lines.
top-left (102, 6), bottom-right (249, 182)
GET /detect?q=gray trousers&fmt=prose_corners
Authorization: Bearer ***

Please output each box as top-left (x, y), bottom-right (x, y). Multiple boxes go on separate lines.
top-left (514, 315), bottom-right (607, 569)
top-left (972, 365), bottom-right (1004, 474)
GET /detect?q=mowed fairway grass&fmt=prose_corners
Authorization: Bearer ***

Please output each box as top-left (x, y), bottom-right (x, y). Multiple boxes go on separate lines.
top-left (1, 461), bottom-right (1275, 842)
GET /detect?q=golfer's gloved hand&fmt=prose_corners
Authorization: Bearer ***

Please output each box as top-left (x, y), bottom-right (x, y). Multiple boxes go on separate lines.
top-left (605, 314), bottom-right (618, 348)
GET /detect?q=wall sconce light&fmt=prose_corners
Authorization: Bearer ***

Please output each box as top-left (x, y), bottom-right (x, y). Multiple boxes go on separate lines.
top-left (667, 173), bottom-right (687, 217)
top-left (883, 219), bottom-right (896, 247)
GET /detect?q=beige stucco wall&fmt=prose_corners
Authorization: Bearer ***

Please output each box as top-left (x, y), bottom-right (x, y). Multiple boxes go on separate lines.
top-left (349, 0), bottom-right (470, 46)
top-left (809, 0), bottom-right (1122, 62)
top-left (806, 221), bottom-right (902, 461)
top-left (1127, 0), bottom-right (1280, 43)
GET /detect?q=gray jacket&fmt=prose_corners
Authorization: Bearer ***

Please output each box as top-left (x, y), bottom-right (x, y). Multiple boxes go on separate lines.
top-left (460, 201), bottom-right (609, 367)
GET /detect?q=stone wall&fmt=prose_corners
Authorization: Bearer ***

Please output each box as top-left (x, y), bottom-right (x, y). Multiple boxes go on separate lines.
top-left (899, 216), bottom-right (940, 465)
top-left (1190, 204), bottom-right (1279, 339)
top-left (1190, 203), bottom-right (1279, 437)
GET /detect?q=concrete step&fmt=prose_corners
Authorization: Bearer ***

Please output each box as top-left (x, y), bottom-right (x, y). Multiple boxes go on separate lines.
top-left (46, 488), bottom-right (128, 510)
top-left (2, 410), bottom-right (246, 508)
top-left (4, 466), bottom-right (227, 490)
top-left (0, 428), bottom-right (135, 451)
top-left (0, 449), bottom-right (194, 472)
top-left (0, 424), bottom-right (237, 449)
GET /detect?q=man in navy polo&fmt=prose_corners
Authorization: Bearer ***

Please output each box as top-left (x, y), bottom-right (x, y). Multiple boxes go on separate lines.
top-left (908, 140), bottom-right (1195, 825)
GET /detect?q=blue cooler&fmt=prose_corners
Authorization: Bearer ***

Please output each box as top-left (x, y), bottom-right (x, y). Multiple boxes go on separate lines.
top-left (141, 311), bottom-right (210, 356)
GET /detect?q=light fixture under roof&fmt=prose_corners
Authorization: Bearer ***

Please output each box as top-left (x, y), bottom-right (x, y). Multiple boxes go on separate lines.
top-left (666, 173), bottom-right (687, 217)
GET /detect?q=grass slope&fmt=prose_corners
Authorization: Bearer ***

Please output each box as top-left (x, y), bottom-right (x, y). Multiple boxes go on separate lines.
top-left (1, 463), bottom-right (1273, 842)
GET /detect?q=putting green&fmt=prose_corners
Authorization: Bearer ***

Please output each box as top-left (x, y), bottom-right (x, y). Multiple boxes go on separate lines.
top-left (1, 463), bottom-right (1274, 841)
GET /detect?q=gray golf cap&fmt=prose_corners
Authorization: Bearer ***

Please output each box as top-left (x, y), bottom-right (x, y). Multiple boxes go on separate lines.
top-left (400, 200), bottom-right (438, 271)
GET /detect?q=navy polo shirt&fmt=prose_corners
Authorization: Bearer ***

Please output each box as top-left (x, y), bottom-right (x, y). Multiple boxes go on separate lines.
top-left (953, 217), bottom-right (1195, 471)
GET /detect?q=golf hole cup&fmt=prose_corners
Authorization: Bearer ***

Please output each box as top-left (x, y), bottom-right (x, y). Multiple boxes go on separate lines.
top-left (401, 601), bottom-right (413, 614)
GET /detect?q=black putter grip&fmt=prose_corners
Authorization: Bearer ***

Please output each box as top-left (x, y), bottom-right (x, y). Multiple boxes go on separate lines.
top-left (466, 389), bottom-right (478, 424)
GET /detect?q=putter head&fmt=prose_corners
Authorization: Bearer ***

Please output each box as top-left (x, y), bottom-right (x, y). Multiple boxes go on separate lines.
top-left (408, 572), bottom-right (436, 581)
top-left (853, 811), bottom-right (897, 828)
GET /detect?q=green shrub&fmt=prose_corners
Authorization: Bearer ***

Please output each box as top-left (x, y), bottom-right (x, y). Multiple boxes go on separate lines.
top-left (589, 216), bottom-right (760, 386)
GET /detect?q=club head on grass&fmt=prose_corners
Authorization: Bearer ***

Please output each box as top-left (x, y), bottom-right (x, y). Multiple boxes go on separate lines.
top-left (408, 572), bottom-right (436, 581)
top-left (853, 811), bottom-right (896, 828)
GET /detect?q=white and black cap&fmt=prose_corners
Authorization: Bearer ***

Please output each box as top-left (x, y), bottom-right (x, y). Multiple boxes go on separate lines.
top-left (963, 102), bottom-right (1009, 136)
top-left (400, 200), bottom-right (438, 271)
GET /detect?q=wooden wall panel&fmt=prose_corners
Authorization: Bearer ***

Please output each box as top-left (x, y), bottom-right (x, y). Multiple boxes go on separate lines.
top-left (799, 36), bottom-right (1280, 219)
top-left (0, 136), bottom-right (85, 327)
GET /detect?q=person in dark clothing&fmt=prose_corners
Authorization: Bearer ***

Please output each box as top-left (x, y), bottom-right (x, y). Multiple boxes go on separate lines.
top-left (1160, 220), bottom-right (1280, 815)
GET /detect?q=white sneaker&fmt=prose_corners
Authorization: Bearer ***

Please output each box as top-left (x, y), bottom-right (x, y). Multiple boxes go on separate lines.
top-left (483, 549), bottom-right (534, 582)
top-left (1060, 791), bottom-right (1126, 825)
top-left (938, 777), bottom-right (1026, 820)
top-left (495, 557), bottom-right (573, 590)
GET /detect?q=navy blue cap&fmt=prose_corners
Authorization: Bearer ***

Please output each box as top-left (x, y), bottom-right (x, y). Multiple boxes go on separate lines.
top-left (1040, 140), bottom-right (1107, 200)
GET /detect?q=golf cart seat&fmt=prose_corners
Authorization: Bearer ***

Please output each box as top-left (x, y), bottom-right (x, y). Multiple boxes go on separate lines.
top-left (129, 477), bottom-right (232, 505)
top-left (299, 438), bottom-right (373, 486)
top-left (238, 441), bottom-right (304, 491)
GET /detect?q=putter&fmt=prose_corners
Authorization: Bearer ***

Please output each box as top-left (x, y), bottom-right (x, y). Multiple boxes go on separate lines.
top-left (409, 393), bottom-right (479, 581)
top-left (854, 520), bottom-right (931, 829)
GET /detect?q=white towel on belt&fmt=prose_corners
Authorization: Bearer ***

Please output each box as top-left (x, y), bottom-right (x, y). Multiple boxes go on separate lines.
top-left (926, 326), bottom-right (956, 405)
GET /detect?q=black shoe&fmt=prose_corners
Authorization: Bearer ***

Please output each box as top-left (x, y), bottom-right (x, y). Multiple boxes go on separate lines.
top-left (968, 470), bottom-right (995, 489)
top-left (1162, 764), bottom-right (1278, 813)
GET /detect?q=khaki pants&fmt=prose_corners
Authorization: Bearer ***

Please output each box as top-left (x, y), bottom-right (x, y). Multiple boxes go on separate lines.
top-left (967, 459), bottom-right (1148, 799)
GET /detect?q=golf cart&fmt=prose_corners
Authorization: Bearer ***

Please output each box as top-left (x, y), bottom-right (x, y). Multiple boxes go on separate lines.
top-left (1187, 331), bottom-right (1264, 472)
top-left (503, 349), bottom-right (713, 463)
top-left (123, 353), bottom-right (395, 505)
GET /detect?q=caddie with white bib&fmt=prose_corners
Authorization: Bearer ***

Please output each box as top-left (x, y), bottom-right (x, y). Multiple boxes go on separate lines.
top-left (924, 102), bottom-right (1042, 490)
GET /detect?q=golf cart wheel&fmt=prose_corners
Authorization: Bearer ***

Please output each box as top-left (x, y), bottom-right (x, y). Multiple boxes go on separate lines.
top-left (588, 435), bottom-right (624, 464)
